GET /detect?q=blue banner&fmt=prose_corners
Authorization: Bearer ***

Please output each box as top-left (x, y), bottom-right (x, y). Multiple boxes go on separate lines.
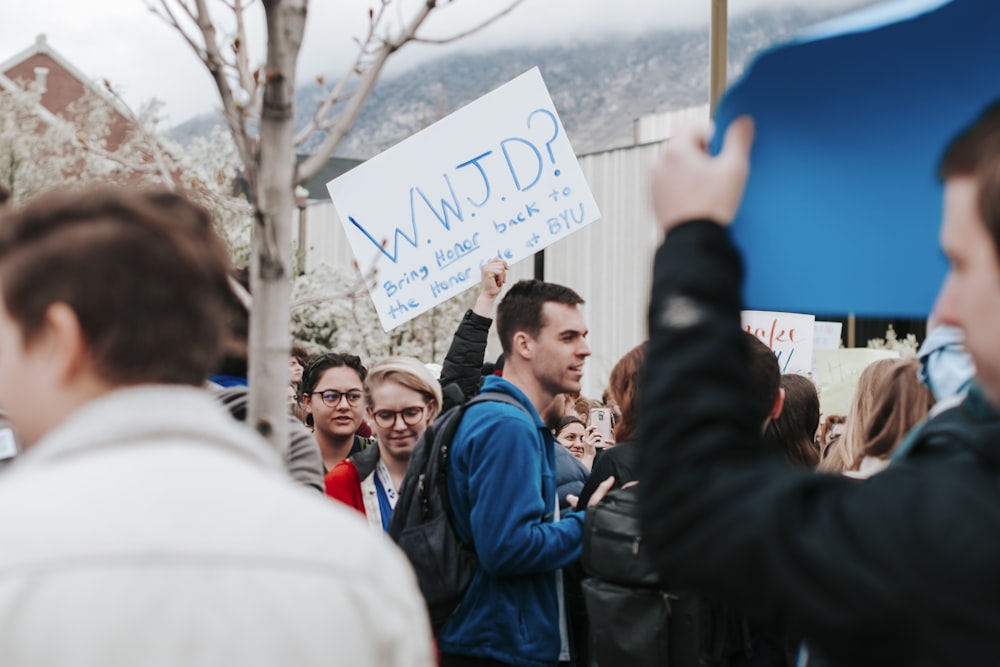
top-left (713, 0), bottom-right (999, 318)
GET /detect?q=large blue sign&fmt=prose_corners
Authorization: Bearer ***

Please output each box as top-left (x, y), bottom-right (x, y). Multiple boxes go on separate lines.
top-left (713, 0), bottom-right (999, 318)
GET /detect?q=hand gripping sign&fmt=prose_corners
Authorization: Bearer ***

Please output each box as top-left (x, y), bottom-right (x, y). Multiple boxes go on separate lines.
top-left (327, 68), bottom-right (600, 331)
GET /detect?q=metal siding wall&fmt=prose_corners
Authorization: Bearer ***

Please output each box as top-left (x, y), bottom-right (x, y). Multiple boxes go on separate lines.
top-left (546, 143), bottom-right (663, 396)
top-left (294, 141), bottom-right (665, 398)
top-left (297, 203), bottom-right (359, 271)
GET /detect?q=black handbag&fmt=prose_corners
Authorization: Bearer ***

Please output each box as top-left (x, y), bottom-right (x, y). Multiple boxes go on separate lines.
top-left (581, 486), bottom-right (752, 667)
top-left (582, 486), bottom-right (663, 587)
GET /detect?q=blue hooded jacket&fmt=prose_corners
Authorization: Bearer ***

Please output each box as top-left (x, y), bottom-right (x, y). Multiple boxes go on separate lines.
top-left (437, 375), bottom-right (585, 667)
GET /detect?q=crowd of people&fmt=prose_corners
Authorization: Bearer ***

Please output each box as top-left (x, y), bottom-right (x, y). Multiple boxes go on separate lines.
top-left (2, 99), bottom-right (1000, 667)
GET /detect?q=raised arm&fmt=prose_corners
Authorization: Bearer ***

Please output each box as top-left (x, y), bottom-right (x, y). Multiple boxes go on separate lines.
top-left (438, 259), bottom-right (508, 409)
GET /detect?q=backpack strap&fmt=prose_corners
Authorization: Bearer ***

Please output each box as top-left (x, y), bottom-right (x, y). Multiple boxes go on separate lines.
top-left (464, 391), bottom-right (535, 417)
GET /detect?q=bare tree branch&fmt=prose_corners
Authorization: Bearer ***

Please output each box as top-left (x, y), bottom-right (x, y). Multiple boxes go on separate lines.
top-left (290, 274), bottom-right (372, 309)
top-left (154, 0), bottom-right (257, 192)
top-left (295, 2), bottom-right (433, 182)
top-left (408, 0), bottom-right (528, 46)
top-left (75, 137), bottom-right (157, 175)
top-left (296, 0), bottom-right (524, 183)
top-left (231, 0), bottom-right (263, 120)
top-left (148, 1), bottom-right (208, 61)
top-left (101, 81), bottom-right (177, 187)
top-left (292, 4), bottom-right (387, 148)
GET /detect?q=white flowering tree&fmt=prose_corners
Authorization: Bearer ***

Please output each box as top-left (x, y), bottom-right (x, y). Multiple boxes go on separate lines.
top-left (0, 83), bottom-right (121, 202)
top-left (867, 325), bottom-right (920, 359)
top-left (291, 263), bottom-right (474, 364)
top-left (0, 79), bottom-right (251, 263)
top-left (151, 0), bottom-right (525, 453)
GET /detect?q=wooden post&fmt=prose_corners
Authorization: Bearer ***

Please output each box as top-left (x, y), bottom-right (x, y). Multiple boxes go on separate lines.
top-left (710, 0), bottom-right (728, 116)
top-left (847, 313), bottom-right (856, 348)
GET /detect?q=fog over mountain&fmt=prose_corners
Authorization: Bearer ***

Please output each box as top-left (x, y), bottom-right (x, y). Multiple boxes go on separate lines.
top-left (170, 2), bottom-right (879, 157)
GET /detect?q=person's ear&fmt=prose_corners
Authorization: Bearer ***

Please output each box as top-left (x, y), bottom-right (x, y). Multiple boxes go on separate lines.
top-left (769, 387), bottom-right (786, 421)
top-left (511, 331), bottom-right (534, 360)
top-left (41, 303), bottom-right (89, 383)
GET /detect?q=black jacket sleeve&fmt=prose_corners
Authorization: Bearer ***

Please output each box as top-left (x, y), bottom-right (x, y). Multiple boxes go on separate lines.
top-left (575, 441), bottom-right (640, 510)
top-left (439, 309), bottom-right (492, 410)
top-left (638, 220), bottom-right (1000, 665)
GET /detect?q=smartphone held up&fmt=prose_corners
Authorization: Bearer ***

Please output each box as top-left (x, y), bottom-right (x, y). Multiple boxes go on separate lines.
top-left (590, 408), bottom-right (614, 445)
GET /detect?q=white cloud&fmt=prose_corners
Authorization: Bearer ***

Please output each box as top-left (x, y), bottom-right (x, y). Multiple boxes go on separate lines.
top-left (1, 0), bottom-right (869, 125)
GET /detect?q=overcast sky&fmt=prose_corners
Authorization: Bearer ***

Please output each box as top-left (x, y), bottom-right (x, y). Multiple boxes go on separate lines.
top-left (2, 0), bottom-right (868, 126)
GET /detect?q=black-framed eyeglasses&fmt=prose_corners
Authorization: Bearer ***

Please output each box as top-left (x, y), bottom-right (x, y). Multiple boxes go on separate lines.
top-left (313, 389), bottom-right (365, 408)
top-left (372, 404), bottom-right (428, 429)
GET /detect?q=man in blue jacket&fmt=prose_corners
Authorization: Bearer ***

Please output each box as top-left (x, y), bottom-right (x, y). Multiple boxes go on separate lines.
top-left (438, 279), bottom-right (613, 667)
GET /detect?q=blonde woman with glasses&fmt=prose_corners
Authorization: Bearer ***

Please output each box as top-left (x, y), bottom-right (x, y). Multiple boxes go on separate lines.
top-left (325, 357), bottom-right (442, 533)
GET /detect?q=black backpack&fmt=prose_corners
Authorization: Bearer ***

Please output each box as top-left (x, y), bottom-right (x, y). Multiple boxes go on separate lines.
top-left (388, 391), bottom-right (531, 632)
top-left (582, 486), bottom-right (753, 667)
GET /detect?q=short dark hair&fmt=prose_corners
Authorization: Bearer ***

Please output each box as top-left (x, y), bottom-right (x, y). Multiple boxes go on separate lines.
top-left (291, 344), bottom-right (310, 367)
top-left (554, 415), bottom-right (586, 438)
top-left (0, 187), bottom-right (232, 386)
top-left (940, 100), bottom-right (1000, 259)
top-left (300, 352), bottom-right (368, 400)
top-left (743, 332), bottom-right (781, 427)
top-left (764, 373), bottom-right (820, 468)
top-left (496, 280), bottom-right (584, 355)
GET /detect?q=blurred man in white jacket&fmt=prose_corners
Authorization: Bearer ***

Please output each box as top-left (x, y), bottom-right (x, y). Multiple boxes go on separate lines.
top-left (0, 188), bottom-right (433, 667)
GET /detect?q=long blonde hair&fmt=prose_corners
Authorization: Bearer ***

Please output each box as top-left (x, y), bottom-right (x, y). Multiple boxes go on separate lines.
top-left (818, 358), bottom-right (899, 473)
top-left (854, 358), bottom-right (933, 467)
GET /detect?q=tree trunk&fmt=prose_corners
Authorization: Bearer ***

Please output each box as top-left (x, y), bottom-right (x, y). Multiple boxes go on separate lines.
top-left (248, 0), bottom-right (308, 454)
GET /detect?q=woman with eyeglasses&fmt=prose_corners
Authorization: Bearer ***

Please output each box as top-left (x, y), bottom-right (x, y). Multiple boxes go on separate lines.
top-left (300, 353), bottom-right (373, 472)
top-left (325, 357), bottom-right (442, 533)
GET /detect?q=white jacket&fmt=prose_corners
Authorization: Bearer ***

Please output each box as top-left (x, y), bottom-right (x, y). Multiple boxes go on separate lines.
top-left (0, 385), bottom-right (433, 667)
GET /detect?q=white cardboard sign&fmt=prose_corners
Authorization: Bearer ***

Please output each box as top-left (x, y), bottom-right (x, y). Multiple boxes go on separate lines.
top-left (814, 320), bottom-right (844, 351)
top-left (741, 310), bottom-right (816, 376)
top-left (327, 68), bottom-right (600, 331)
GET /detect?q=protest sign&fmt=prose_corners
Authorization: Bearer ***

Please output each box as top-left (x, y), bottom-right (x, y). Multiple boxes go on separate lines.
top-left (327, 67), bottom-right (600, 331)
top-left (741, 310), bottom-right (815, 376)
top-left (814, 348), bottom-right (900, 417)
top-left (814, 321), bottom-right (843, 351)
top-left (712, 0), bottom-right (999, 318)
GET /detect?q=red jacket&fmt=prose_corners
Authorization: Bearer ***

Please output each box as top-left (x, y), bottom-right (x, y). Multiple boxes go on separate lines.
top-left (325, 459), bottom-right (365, 515)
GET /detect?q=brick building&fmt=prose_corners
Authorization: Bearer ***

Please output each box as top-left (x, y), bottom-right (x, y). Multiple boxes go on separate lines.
top-left (0, 34), bottom-right (131, 151)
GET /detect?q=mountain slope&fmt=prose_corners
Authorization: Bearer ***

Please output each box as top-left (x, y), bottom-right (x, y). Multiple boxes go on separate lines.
top-left (170, 3), bottom-right (877, 157)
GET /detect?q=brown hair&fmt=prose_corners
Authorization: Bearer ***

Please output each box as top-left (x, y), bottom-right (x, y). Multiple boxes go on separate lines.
top-left (0, 187), bottom-right (232, 386)
top-left (940, 101), bottom-right (1000, 259)
top-left (855, 358), bottom-right (934, 465)
top-left (744, 332), bottom-right (781, 426)
top-left (820, 414), bottom-right (846, 453)
top-left (291, 344), bottom-right (310, 367)
top-left (818, 358), bottom-right (901, 473)
top-left (555, 415), bottom-right (586, 439)
top-left (764, 374), bottom-right (820, 469)
top-left (609, 341), bottom-right (647, 443)
top-left (496, 280), bottom-right (584, 355)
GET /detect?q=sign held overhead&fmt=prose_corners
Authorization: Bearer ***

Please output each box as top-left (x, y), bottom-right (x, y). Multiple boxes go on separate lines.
top-left (327, 68), bottom-right (600, 331)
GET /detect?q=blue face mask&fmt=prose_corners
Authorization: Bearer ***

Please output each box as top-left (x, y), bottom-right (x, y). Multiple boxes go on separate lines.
top-left (917, 325), bottom-right (975, 402)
